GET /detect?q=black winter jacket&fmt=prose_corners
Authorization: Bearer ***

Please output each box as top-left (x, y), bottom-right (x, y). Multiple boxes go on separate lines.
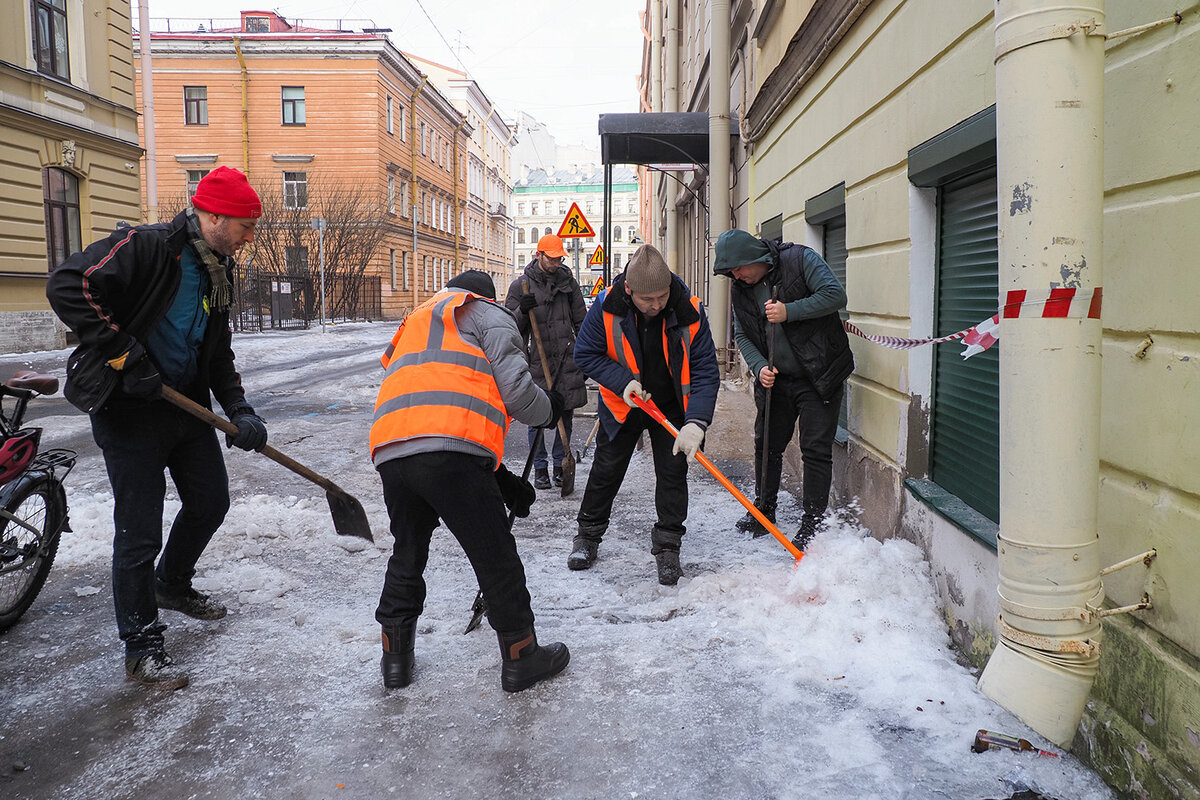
top-left (45, 211), bottom-right (248, 414)
top-left (730, 240), bottom-right (854, 400)
top-left (504, 260), bottom-right (588, 409)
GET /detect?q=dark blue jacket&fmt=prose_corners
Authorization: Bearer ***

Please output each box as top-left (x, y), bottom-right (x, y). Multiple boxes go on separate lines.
top-left (574, 272), bottom-right (719, 439)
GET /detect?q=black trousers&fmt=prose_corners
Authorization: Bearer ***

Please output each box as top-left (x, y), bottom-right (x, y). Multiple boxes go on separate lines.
top-left (90, 403), bottom-right (231, 658)
top-left (752, 375), bottom-right (843, 519)
top-left (575, 409), bottom-right (688, 552)
top-left (376, 451), bottom-right (535, 633)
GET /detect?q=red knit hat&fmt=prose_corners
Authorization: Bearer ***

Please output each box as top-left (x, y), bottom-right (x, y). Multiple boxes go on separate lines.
top-left (192, 166), bottom-right (262, 219)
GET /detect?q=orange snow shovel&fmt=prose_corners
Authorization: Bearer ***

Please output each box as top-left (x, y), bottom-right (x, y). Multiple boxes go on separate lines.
top-left (630, 394), bottom-right (803, 561)
top-left (161, 386), bottom-right (373, 541)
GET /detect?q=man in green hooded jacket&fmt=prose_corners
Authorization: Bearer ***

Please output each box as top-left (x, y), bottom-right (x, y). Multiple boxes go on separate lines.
top-left (713, 229), bottom-right (854, 549)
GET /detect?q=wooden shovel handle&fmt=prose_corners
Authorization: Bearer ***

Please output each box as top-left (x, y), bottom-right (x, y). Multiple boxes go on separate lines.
top-left (160, 385), bottom-right (346, 497)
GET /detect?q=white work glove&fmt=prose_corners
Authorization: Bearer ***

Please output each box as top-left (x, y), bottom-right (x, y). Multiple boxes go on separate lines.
top-left (672, 422), bottom-right (705, 462)
top-left (622, 379), bottom-right (650, 408)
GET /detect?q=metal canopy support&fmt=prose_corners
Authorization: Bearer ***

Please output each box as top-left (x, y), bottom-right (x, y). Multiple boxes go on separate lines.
top-left (598, 112), bottom-right (737, 286)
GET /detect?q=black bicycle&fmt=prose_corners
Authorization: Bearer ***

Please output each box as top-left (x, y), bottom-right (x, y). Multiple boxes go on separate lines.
top-left (0, 371), bottom-right (76, 632)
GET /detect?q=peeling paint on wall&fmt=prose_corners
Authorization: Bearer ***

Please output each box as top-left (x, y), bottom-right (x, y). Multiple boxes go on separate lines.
top-left (1010, 181), bottom-right (1034, 215)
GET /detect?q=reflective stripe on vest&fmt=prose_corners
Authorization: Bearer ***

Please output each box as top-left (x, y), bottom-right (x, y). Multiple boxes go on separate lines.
top-left (370, 290), bottom-right (509, 462)
top-left (598, 295), bottom-right (702, 424)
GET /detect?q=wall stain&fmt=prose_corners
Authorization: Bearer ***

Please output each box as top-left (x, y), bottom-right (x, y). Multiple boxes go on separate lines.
top-left (1059, 255), bottom-right (1086, 287)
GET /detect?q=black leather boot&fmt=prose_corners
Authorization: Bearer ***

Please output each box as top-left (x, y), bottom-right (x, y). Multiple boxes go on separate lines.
top-left (381, 622), bottom-right (416, 689)
top-left (534, 468), bottom-right (551, 490)
top-left (567, 536), bottom-right (599, 570)
top-left (654, 548), bottom-right (681, 585)
top-left (498, 628), bottom-right (570, 692)
top-left (552, 465), bottom-right (563, 486)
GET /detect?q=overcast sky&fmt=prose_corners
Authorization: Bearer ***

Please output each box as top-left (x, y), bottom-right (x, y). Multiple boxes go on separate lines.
top-left (140, 0), bottom-right (647, 148)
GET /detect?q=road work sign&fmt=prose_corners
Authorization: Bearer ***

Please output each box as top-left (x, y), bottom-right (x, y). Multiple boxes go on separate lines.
top-left (557, 202), bottom-right (595, 238)
top-left (589, 277), bottom-right (605, 297)
top-left (589, 245), bottom-right (605, 265)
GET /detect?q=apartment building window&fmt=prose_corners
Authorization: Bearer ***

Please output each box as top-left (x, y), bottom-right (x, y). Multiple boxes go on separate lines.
top-left (386, 94), bottom-right (394, 134)
top-left (423, 255), bottom-right (430, 291)
top-left (531, 202), bottom-right (539, 215)
top-left (244, 15), bottom-right (269, 32)
top-left (517, 228), bottom-right (525, 244)
top-left (529, 227), bottom-right (538, 243)
top-left (184, 87), bottom-right (208, 125)
top-left (33, 0), bottom-right (69, 80)
top-left (283, 171), bottom-right (308, 209)
top-left (282, 86), bottom-right (306, 125)
top-left (387, 176), bottom-right (396, 214)
top-left (389, 249), bottom-right (396, 290)
top-left (398, 103), bottom-right (406, 140)
top-left (400, 181), bottom-right (409, 218)
top-left (420, 122), bottom-right (427, 155)
top-left (909, 106), bottom-right (1000, 526)
top-left (402, 252), bottom-right (409, 290)
top-left (42, 167), bottom-right (80, 271)
top-left (558, 201), bottom-right (567, 214)
top-left (614, 226), bottom-right (623, 241)
top-left (285, 245), bottom-right (309, 273)
top-left (186, 169), bottom-right (210, 200)
top-left (517, 202), bottom-right (525, 215)
top-left (804, 184), bottom-right (849, 432)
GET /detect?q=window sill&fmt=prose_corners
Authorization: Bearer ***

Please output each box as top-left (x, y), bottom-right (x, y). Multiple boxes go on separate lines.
top-left (903, 478), bottom-right (998, 549)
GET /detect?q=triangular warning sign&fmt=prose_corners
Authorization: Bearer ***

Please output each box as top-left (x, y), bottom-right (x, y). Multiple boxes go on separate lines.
top-left (588, 245), bottom-right (605, 265)
top-left (589, 277), bottom-right (605, 297)
top-left (557, 202), bottom-right (595, 238)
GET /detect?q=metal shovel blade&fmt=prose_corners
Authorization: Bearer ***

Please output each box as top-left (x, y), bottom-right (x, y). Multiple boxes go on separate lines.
top-left (559, 450), bottom-right (576, 497)
top-left (326, 488), bottom-right (374, 541)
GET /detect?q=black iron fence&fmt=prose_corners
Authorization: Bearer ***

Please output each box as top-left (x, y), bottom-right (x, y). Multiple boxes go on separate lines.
top-left (231, 269), bottom-right (382, 333)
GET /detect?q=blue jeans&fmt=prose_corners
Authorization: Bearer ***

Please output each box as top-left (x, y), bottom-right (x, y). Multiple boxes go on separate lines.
top-left (90, 402), bottom-right (230, 657)
top-left (526, 409), bottom-right (574, 470)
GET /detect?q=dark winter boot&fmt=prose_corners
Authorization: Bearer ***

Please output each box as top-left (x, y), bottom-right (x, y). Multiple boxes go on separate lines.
top-left (792, 504), bottom-right (825, 552)
top-left (125, 650), bottom-right (189, 691)
top-left (534, 468), bottom-right (552, 490)
top-left (155, 582), bottom-right (227, 620)
top-left (552, 465), bottom-right (563, 486)
top-left (735, 502), bottom-right (776, 538)
top-left (381, 622), bottom-right (416, 689)
top-left (567, 536), bottom-right (598, 570)
top-left (498, 628), bottom-right (570, 692)
top-left (654, 548), bottom-right (681, 585)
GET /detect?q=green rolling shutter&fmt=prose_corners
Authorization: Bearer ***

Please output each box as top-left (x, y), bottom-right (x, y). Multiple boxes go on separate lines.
top-left (822, 216), bottom-right (850, 430)
top-left (931, 167), bottom-right (999, 522)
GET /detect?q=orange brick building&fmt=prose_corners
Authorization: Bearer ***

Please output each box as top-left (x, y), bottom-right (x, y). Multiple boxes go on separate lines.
top-left (134, 10), bottom-right (495, 319)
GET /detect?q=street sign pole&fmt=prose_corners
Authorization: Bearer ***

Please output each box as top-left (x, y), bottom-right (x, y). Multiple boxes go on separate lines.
top-left (311, 216), bottom-right (326, 332)
top-left (572, 238), bottom-right (581, 285)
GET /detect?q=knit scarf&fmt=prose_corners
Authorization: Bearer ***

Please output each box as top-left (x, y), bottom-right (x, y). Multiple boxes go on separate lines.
top-left (185, 208), bottom-right (234, 313)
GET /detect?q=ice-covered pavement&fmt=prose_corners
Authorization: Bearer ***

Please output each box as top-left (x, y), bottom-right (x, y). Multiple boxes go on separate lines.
top-left (0, 322), bottom-right (1114, 799)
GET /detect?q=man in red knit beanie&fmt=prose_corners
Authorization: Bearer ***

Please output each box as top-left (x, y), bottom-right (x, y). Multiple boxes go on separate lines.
top-left (47, 165), bottom-right (267, 691)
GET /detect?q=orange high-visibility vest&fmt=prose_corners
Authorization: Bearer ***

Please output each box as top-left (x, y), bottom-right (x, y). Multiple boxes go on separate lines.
top-left (599, 295), bottom-right (702, 424)
top-left (371, 290), bottom-right (509, 465)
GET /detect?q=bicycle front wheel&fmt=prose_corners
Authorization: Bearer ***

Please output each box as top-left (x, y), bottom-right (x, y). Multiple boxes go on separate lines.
top-left (0, 480), bottom-right (62, 632)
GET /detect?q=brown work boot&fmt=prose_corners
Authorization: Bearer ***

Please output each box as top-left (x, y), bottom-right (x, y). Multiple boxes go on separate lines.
top-left (498, 628), bottom-right (570, 692)
top-left (125, 651), bottom-right (189, 690)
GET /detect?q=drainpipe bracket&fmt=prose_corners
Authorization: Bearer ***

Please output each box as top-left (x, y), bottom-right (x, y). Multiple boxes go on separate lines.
top-left (995, 18), bottom-right (1106, 63)
top-left (1092, 593), bottom-right (1153, 618)
top-left (998, 616), bottom-right (1102, 657)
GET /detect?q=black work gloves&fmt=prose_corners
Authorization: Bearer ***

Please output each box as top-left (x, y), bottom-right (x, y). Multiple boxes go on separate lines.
top-left (112, 341), bottom-right (162, 399)
top-left (543, 389), bottom-right (565, 428)
top-left (495, 463), bottom-right (536, 518)
top-left (519, 293), bottom-right (538, 313)
top-left (226, 403), bottom-right (268, 452)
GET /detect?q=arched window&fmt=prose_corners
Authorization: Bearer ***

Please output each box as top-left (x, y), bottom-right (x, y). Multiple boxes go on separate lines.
top-left (614, 226), bottom-right (622, 241)
top-left (517, 228), bottom-right (525, 244)
top-left (530, 227), bottom-right (539, 242)
top-left (43, 167), bottom-right (81, 271)
top-left (544, 226), bottom-right (552, 236)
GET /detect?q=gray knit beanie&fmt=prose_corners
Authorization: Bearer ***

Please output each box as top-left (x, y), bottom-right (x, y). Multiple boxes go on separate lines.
top-left (625, 244), bottom-right (672, 294)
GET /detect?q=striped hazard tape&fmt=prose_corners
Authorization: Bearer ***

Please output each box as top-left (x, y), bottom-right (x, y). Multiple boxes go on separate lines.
top-left (843, 287), bottom-right (1102, 360)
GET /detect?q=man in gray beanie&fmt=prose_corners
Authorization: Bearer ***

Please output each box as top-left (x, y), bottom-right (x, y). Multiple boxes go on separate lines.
top-left (570, 244), bottom-right (720, 585)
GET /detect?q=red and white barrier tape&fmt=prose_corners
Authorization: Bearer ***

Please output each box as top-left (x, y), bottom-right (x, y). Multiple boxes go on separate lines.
top-left (843, 287), bottom-right (1102, 360)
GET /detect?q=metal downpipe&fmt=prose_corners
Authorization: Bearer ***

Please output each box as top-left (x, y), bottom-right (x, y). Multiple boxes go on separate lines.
top-left (664, 0), bottom-right (681, 274)
top-left (708, 0), bottom-right (732, 371)
top-left (977, 0), bottom-right (1107, 748)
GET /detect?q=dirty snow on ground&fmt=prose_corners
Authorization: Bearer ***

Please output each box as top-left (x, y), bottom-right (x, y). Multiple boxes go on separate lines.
top-left (1, 322), bottom-right (1115, 799)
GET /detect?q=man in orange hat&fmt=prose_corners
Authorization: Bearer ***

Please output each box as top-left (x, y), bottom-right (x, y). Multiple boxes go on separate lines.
top-left (47, 166), bottom-right (267, 691)
top-left (504, 234), bottom-right (587, 490)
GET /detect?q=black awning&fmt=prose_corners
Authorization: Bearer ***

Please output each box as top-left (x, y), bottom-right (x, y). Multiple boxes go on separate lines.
top-left (599, 112), bottom-right (738, 166)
